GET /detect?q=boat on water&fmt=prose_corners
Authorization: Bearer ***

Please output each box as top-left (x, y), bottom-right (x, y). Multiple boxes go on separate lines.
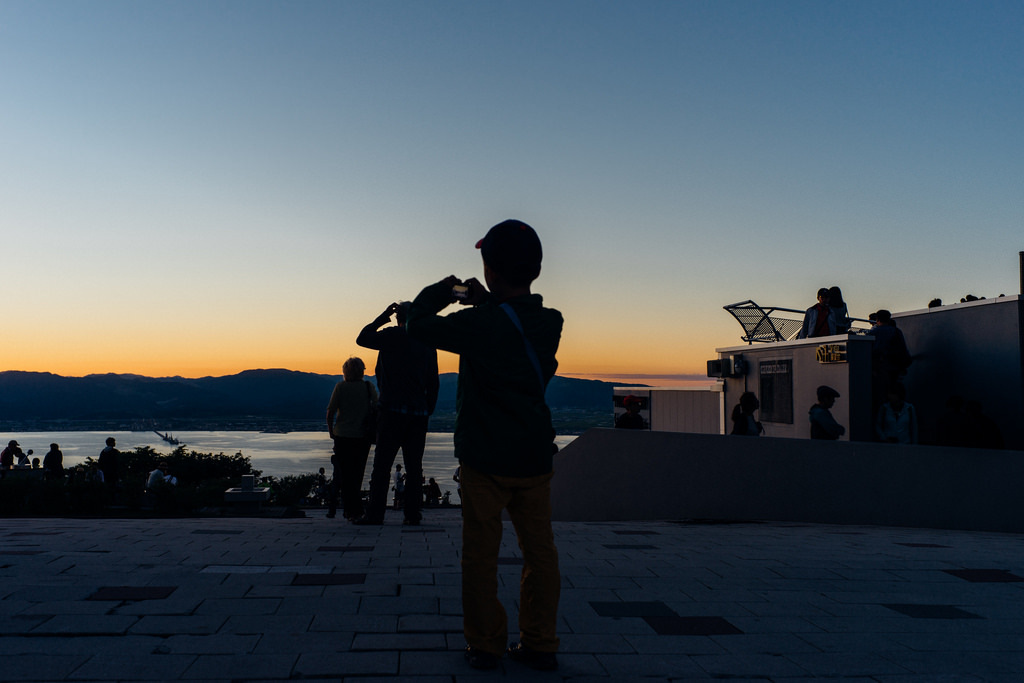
top-left (154, 430), bottom-right (182, 446)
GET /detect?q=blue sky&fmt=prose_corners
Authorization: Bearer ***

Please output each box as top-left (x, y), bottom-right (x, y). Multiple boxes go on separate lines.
top-left (2, 1), bottom-right (1021, 380)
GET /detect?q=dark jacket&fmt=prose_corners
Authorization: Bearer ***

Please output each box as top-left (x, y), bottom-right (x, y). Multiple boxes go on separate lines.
top-left (809, 404), bottom-right (845, 440)
top-left (867, 324), bottom-right (911, 373)
top-left (407, 281), bottom-right (563, 477)
top-left (356, 326), bottom-right (439, 415)
top-left (98, 446), bottom-right (120, 483)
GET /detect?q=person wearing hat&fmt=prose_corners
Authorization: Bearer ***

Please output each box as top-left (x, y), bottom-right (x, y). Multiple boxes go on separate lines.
top-left (407, 219), bottom-right (563, 671)
top-left (809, 385), bottom-right (846, 440)
top-left (865, 309), bottom-right (912, 419)
top-left (615, 395), bottom-right (647, 429)
top-left (1, 440), bottom-right (24, 472)
top-left (797, 288), bottom-right (837, 339)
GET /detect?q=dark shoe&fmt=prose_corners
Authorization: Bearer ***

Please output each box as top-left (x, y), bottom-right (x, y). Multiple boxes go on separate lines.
top-left (464, 646), bottom-right (499, 670)
top-left (352, 516), bottom-right (383, 525)
top-left (402, 518), bottom-right (420, 526)
top-left (506, 642), bottom-right (557, 671)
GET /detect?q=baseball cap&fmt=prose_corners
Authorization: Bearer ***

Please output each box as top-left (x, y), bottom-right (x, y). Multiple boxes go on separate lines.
top-left (817, 385), bottom-right (840, 400)
top-left (475, 219), bottom-right (542, 282)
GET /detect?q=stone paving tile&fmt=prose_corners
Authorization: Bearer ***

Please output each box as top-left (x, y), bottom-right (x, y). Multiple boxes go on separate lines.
top-left (351, 632), bottom-right (447, 650)
top-left (293, 650), bottom-right (398, 677)
top-left (30, 614), bottom-right (138, 635)
top-left (181, 654), bottom-right (298, 680)
top-left (597, 652), bottom-right (707, 677)
top-left (0, 654), bottom-right (91, 681)
top-left (130, 615), bottom-right (227, 635)
top-left (309, 613), bottom-right (398, 632)
top-left (69, 653), bottom-right (197, 680)
top-left (156, 633), bottom-right (261, 654)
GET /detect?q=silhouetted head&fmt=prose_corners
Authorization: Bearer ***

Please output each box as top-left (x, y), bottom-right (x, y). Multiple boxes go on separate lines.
top-left (49, 443), bottom-right (59, 451)
top-left (476, 219), bottom-right (542, 286)
top-left (928, 298), bottom-right (942, 308)
top-left (8, 440), bottom-right (18, 448)
top-left (886, 382), bottom-right (906, 407)
top-left (816, 288), bottom-right (830, 304)
top-left (342, 357), bottom-right (365, 381)
top-left (396, 301), bottom-right (412, 326)
top-left (105, 437), bottom-right (116, 447)
top-left (739, 391), bottom-right (760, 413)
top-left (816, 385), bottom-right (840, 408)
top-left (874, 309), bottom-right (892, 324)
top-left (828, 286), bottom-right (845, 306)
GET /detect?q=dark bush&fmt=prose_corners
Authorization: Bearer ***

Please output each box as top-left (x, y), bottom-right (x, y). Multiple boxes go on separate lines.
top-left (262, 474), bottom-right (319, 508)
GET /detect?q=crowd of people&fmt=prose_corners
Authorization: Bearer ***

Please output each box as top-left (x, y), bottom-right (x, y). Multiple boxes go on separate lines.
top-left (721, 285), bottom-right (1003, 447)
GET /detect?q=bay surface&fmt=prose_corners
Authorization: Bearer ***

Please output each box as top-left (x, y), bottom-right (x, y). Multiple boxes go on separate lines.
top-left (1, 431), bottom-right (577, 498)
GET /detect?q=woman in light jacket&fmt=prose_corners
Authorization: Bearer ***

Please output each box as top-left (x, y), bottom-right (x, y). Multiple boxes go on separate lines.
top-left (326, 357), bottom-right (378, 520)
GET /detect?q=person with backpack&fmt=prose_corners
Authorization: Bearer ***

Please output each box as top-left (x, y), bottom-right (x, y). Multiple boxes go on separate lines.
top-left (407, 220), bottom-right (563, 671)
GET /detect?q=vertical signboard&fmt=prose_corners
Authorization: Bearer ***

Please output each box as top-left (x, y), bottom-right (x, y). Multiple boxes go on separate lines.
top-left (759, 359), bottom-right (793, 424)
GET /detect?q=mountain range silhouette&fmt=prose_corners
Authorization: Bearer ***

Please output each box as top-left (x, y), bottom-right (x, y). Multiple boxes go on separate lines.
top-left (0, 369), bottom-right (619, 422)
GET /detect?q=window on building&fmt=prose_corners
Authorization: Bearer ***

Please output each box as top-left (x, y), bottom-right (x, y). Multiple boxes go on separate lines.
top-left (759, 359), bottom-right (793, 424)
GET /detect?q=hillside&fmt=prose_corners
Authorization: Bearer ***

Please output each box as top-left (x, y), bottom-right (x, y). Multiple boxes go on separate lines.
top-left (0, 369), bottom-right (625, 433)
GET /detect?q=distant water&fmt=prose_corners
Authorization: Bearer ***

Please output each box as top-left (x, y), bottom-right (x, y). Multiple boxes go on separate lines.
top-left (1, 431), bottom-right (577, 497)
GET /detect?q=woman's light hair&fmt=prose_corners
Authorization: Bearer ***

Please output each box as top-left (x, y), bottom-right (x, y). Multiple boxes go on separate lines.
top-left (342, 356), bottom-right (365, 380)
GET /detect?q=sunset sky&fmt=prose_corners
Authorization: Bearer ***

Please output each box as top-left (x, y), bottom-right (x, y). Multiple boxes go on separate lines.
top-left (3, 1), bottom-right (1021, 384)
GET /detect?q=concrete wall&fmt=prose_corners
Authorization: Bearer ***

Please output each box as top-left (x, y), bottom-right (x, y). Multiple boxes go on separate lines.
top-left (895, 296), bottom-right (1024, 450)
top-left (551, 428), bottom-right (1024, 533)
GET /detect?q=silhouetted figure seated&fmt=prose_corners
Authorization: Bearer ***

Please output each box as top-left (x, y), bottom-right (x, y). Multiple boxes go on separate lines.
top-left (16, 448), bottom-right (32, 468)
top-left (615, 395), bottom-right (647, 429)
top-left (875, 383), bottom-right (918, 444)
top-left (425, 477), bottom-right (442, 506)
top-left (147, 462), bottom-right (173, 491)
top-left (809, 386), bottom-right (845, 440)
top-left (928, 298), bottom-right (942, 308)
top-left (730, 392), bottom-right (764, 436)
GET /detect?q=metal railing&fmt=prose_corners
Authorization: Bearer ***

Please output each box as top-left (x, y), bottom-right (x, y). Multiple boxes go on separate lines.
top-left (723, 300), bottom-right (871, 344)
top-left (723, 300), bottom-right (806, 343)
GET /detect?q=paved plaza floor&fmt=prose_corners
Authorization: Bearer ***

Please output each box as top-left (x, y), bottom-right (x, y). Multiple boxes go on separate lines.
top-left (1, 509), bottom-right (1023, 681)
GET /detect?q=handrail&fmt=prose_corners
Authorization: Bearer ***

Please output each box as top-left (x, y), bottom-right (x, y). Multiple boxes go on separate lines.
top-left (723, 300), bottom-right (870, 344)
